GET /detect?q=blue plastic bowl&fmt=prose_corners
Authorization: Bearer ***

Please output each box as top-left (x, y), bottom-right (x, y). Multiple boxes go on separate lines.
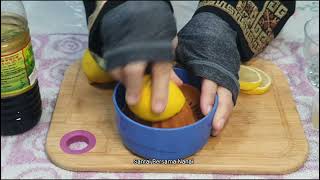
top-left (112, 68), bottom-right (218, 160)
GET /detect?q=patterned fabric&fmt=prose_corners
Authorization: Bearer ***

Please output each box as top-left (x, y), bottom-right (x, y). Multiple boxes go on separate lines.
top-left (195, 0), bottom-right (296, 62)
top-left (1, 2), bottom-right (319, 179)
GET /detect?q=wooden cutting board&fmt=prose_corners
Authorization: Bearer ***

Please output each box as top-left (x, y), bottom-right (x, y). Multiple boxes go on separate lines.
top-left (45, 59), bottom-right (308, 174)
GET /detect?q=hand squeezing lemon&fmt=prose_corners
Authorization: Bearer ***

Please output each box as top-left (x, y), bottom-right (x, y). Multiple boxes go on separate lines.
top-left (82, 49), bottom-right (186, 122)
top-left (128, 75), bottom-right (186, 122)
top-left (82, 47), bottom-right (271, 123)
top-left (239, 65), bottom-right (272, 95)
top-left (128, 64), bottom-right (272, 124)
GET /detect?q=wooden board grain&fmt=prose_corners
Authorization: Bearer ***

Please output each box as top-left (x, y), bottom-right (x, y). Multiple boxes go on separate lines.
top-left (45, 59), bottom-right (308, 174)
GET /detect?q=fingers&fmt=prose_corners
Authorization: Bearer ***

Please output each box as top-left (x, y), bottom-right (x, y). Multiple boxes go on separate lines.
top-left (110, 67), bottom-right (123, 82)
top-left (123, 62), bottom-right (147, 105)
top-left (109, 60), bottom-right (174, 115)
top-left (170, 35), bottom-right (183, 86)
top-left (170, 69), bottom-right (183, 86)
top-left (172, 36), bottom-right (178, 50)
top-left (151, 62), bottom-right (172, 114)
top-left (199, 79), bottom-right (234, 136)
top-left (200, 79), bottom-right (218, 116)
top-left (212, 86), bottom-right (234, 136)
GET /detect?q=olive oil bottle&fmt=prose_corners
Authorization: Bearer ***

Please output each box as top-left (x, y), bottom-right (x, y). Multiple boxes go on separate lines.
top-left (1, 1), bottom-right (42, 136)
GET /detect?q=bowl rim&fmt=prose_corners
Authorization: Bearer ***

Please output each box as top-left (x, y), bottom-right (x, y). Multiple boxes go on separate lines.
top-left (112, 68), bottom-right (219, 132)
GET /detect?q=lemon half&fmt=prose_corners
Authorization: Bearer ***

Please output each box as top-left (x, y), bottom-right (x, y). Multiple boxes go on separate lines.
top-left (81, 49), bottom-right (114, 84)
top-left (128, 75), bottom-right (186, 122)
top-left (239, 65), bottom-right (262, 91)
top-left (241, 67), bottom-right (272, 95)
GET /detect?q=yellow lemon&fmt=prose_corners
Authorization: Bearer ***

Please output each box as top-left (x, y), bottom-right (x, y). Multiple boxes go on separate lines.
top-left (239, 65), bottom-right (262, 90)
top-left (81, 49), bottom-right (114, 83)
top-left (128, 75), bottom-right (186, 122)
top-left (241, 67), bottom-right (272, 95)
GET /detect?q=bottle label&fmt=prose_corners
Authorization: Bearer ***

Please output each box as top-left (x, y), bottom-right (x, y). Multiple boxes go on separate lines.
top-left (1, 39), bottom-right (37, 98)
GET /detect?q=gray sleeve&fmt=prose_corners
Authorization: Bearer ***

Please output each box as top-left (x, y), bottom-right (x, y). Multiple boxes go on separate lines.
top-left (98, 1), bottom-right (177, 70)
top-left (176, 12), bottom-right (240, 104)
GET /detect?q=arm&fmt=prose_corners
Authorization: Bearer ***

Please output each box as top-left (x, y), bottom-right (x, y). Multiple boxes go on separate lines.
top-left (176, 0), bottom-right (296, 135)
top-left (84, 1), bottom-right (179, 113)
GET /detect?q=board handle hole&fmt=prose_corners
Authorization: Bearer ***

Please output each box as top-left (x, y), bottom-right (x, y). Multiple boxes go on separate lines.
top-left (60, 130), bottom-right (96, 154)
top-left (67, 136), bottom-right (89, 151)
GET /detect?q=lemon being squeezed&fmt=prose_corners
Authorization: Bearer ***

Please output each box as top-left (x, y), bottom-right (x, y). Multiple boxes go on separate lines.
top-left (128, 75), bottom-right (186, 122)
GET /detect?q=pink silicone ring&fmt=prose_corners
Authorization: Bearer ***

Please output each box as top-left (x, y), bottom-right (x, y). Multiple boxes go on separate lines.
top-left (60, 130), bottom-right (96, 154)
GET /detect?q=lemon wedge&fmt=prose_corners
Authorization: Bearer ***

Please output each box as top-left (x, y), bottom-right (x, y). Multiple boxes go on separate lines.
top-left (128, 75), bottom-right (186, 122)
top-left (81, 49), bottom-right (114, 84)
top-left (239, 65), bottom-right (262, 90)
top-left (241, 67), bottom-right (272, 95)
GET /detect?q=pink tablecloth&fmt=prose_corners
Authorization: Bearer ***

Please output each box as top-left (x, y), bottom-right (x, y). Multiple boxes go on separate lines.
top-left (1, 5), bottom-right (319, 179)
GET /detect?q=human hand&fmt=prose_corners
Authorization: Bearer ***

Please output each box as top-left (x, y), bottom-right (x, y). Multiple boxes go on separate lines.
top-left (200, 79), bottom-right (234, 136)
top-left (110, 36), bottom-right (182, 114)
top-left (87, 1), bottom-right (180, 114)
top-left (175, 11), bottom-right (240, 136)
top-left (109, 60), bottom-right (182, 114)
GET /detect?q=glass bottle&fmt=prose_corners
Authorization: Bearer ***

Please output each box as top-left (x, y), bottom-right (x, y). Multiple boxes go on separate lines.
top-left (1, 1), bottom-right (42, 136)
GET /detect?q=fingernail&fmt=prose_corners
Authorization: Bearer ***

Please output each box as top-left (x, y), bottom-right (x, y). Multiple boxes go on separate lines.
top-left (126, 93), bottom-right (139, 105)
top-left (153, 101), bottom-right (165, 114)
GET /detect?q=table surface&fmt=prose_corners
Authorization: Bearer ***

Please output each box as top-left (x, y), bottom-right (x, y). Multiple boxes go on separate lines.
top-left (1, 1), bottom-right (319, 179)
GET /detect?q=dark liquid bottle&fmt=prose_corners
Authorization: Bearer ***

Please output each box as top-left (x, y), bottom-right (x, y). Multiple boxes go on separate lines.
top-left (1, 1), bottom-right (42, 136)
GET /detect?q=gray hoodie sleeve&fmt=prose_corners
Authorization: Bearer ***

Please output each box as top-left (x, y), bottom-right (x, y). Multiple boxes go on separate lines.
top-left (91, 1), bottom-right (177, 70)
top-left (176, 12), bottom-right (241, 104)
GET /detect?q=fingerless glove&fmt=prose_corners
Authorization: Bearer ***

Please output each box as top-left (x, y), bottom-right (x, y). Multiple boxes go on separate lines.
top-left (84, 1), bottom-right (177, 70)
